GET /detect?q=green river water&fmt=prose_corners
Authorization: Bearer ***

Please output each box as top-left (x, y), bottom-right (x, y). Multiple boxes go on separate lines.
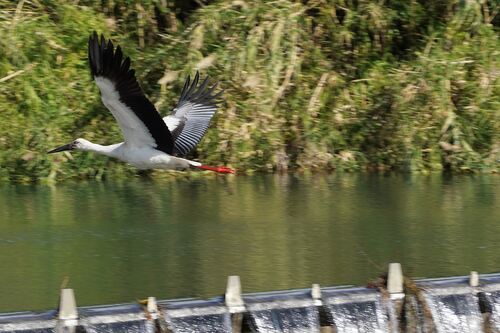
top-left (0, 174), bottom-right (498, 312)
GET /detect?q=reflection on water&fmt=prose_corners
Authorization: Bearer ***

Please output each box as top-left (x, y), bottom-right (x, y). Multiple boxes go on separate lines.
top-left (0, 174), bottom-right (498, 312)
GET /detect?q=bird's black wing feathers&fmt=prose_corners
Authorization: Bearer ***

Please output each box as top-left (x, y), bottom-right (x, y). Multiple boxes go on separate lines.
top-left (166, 71), bottom-right (223, 156)
top-left (88, 32), bottom-right (174, 154)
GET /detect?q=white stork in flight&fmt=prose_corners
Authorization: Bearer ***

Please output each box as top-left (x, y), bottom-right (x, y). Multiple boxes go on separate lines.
top-left (48, 32), bottom-right (234, 174)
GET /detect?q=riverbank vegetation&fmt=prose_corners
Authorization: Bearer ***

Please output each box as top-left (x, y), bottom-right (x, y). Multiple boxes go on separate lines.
top-left (0, 0), bottom-right (498, 182)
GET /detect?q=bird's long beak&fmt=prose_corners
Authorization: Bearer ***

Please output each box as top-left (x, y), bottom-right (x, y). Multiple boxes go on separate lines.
top-left (47, 143), bottom-right (74, 154)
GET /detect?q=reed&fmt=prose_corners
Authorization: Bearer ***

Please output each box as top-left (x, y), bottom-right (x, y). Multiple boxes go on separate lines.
top-left (0, 0), bottom-right (498, 182)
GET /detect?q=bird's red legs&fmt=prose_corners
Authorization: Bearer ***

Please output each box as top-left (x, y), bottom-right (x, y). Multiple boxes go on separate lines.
top-left (196, 165), bottom-right (235, 174)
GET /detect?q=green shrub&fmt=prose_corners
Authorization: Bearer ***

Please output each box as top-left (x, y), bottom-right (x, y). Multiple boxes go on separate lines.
top-left (0, 0), bottom-right (498, 182)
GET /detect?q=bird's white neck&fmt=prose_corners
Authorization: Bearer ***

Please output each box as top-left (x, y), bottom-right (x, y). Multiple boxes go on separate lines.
top-left (79, 140), bottom-right (122, 158)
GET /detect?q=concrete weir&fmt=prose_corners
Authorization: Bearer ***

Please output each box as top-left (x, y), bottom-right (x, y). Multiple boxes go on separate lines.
top-left (1, 263), bottom-right (500, 332)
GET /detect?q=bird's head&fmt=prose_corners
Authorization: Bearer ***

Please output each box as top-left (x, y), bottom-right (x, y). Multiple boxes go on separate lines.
top-left (48, 138), bottom-right (89, 154)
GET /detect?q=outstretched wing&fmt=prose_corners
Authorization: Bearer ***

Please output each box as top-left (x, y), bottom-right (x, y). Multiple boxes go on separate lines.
top-left (88, 32), bottom-right (174, 154)
top-left (163, 71), bottom-right (223, 156)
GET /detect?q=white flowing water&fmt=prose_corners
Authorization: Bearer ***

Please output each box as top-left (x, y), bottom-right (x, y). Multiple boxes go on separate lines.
top-left (161, 306), bottom-right (231, 333)
top-left (324, 290), bottom-right (390, 333)
top-left (422, 287), bottom-right (482, 333)
top-left (163, 315), bottom-right (231, 333)
top-left (249, 306), bottom-right (320, 333)
top-left (481, 282), bottom-right (500, 331)
top-left (80, 319), bottom-right (148, 333)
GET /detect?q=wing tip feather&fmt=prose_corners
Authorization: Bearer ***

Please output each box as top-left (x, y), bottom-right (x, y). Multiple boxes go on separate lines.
top-left (171, 71), bottom-right (223, 156)
top-left (177, 72), bottom-right (223, 107)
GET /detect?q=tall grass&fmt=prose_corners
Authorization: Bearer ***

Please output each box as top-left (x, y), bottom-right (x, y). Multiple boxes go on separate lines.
top-left (0, 0), bottom-right (498, 182)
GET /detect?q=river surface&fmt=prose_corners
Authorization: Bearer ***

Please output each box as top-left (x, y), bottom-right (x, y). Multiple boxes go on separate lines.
top-left (0, 173), bottom-right (498, 312)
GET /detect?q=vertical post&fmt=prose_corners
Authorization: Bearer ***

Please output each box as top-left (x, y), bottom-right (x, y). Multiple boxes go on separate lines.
top-left (147, 297), bottom-right (158, 319)
top-left (312, 284), bottom-right (322, 306)
top-left (387, 263), bottom-right (404, 333)
top-left (145, 297), bottom-right (158, 333)
top-left (56, 289), bottom-right (78, 333)
top-left (312, 284), bottom-right (333, 332)
top-left (225, 276), bottom-right (245, 333)
top-left (469, 271), bottom-right (479, 287)
top-left (387, 263), bottom-right (404, 298)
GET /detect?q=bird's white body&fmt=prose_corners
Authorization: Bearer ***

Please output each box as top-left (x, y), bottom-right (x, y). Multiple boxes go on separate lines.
top-left (76, 139), bottom-right (200, 170)
top-left (120, 146), bottom-right (194, 170)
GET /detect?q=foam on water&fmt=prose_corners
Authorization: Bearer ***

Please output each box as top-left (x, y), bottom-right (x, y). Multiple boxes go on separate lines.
top-left (242, 293), bottom-right (321, 333)
top-left (422, 287), bottom-right (482, 333)
top-left (249, 306), bottom-right (320, 333)
top-left (327, 299), bottom-right (387, 332)
top-left (0, 312), bottom-right (56, 333)
top-left (81, 320), bottom-right (148, 333)
top-left (483, 290), bottom-right (500, 331)
top-left (163, 313), bottom-right (231, 333)
top-left (160, 304), bottom-right (231, 333)
top-left (0, 328), bottom-right (55, 333)
top-left (78, 304), bottom-right (149, 333)
top-left (321, 288), bottom-right (393, 333)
